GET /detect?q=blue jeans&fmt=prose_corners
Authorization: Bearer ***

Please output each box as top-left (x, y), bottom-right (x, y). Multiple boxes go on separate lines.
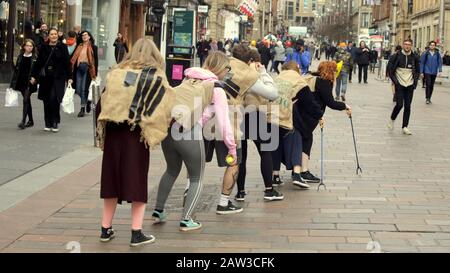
top-left (335, 72), bottom-right (348, 97)
top-left (76, 63), bottom-right (89, 106)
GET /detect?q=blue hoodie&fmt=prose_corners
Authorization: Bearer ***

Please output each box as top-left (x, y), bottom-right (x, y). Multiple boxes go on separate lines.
top-left (420, 50), bottom-right (442, 75)
top-left (285, 49), bottom-right (310, 74)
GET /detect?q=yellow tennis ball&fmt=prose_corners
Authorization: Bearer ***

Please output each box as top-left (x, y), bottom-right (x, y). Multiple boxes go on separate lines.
top-left (225, 154), bottom-right (235, 165)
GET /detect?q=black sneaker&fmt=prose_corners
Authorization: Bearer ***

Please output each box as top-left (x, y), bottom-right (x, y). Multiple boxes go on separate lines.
top-left (216, 201), bottom-right (243, 215)
top-left (130, 230), bottom-right (155, 247)
top-left (301, 171), bottom-right (321, 183)
top-left (264, 188), bottom-right (284, 201)
top-left (100, 226), bottom-right (115, 242)
top-left (292, 173), bottom-right (310, 189)
top-left (86, 101), bottom-right (91, 113)
top-left (235, 191), bottom-right (246, 202)
top-left (272, 175), bottom-right (284, 187)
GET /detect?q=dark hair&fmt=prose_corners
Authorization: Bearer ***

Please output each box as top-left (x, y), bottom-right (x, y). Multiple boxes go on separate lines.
top-left (359, 41), bottom-right (366, 47)
top-left (296, 39), bottom-right (305, 46)
top-left (21, 39), bottom-right (36, 55)
top-left (80, 30), bottom-right (95, 44)
top-left (48, 27), bottom-right (58, 35)
top-left (67, 31), bottom-right (77, 38)
top-left (403, 38), bottom-right (413, 44)
top-left (395, 45), bottom-right (402, 51)
top-left (232, 44), bottom-right (251, 63)
top-left (248, 49), bottom-right (261, 62)
top-left (429, 41), bottom-right (436, 46)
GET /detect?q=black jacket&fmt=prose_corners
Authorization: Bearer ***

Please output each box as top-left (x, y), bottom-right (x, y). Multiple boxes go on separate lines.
top-left (387, 51), bottom-right (420, 88)
top-left (31, 42), bottom-right (72, 102)
top-left (355, 47), bottom-right (371, 65)
top-left (10, 53), bottom-right (38, 93)
top-left (292, 86), bottom-right (324, 135)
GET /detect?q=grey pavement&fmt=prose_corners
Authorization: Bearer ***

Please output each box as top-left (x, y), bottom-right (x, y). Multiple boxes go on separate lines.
top-left (1, 60), bottom-right (450, 253)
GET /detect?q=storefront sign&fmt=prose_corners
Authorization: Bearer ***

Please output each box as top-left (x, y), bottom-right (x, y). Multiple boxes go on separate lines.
top-left (173, 10), bottom-right (194, 54)
top-left (198, 5), bottom-right (208, 13)
top-left (172, 64), bottom-right (184, 80)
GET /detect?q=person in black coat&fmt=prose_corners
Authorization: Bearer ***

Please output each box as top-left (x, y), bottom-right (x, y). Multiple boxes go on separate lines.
top-left (257, 41), bottom-right (272, 70)
top-left (297, 61), bottom-right (352, 183)
top-left (355, 41), bottom-right (371, 83)
top-left (113, 32), bottom-right (128, 63)
top-left (71, 30), bottom-right (98, 117)
top-left (10, 39), bottom-right (38, 129)
top-left (31, 28), bottom-right (72, 132)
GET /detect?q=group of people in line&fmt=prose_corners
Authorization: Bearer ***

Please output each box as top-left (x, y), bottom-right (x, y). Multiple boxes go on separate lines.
top-left (8, 22), bottom-right (446, 247)
top-left (10, 22), bottom-right (129, 131)
top-left (94, 37), bottom-right (352, 247)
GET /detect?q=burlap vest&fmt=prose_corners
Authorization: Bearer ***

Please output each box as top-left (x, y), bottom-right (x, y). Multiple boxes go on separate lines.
top-left (300, 74), bottom-right (317, 92)
top-left (97, 67), bottom-right (175, 149)
top-left (222, 57), bottom-right (259, 140)
top-left (267, 70), bottom-right (308, 130)
top-left (172, 77), bottom-right (214, 130)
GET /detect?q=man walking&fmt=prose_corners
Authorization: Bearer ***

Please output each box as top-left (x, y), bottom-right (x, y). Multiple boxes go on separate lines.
top-left (285, 39), bottom-right (310, 74)
top-left (355, 41), bottom-right (370, 84)
top-left (334, 42), bottom-right (353, 101)
top-left (420, 41), bottom-right (442, 104)
top-left (346, 42), bottom-right (357, 83)
top-left (387, 39), bottom-right (420, 135)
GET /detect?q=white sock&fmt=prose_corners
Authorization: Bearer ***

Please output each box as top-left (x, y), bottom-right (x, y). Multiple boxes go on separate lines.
top-left (219, 194), bottom-right (229, 207)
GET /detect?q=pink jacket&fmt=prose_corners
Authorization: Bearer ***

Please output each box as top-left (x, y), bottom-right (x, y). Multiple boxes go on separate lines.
top-left (184, 67), bottom-right (237, 157)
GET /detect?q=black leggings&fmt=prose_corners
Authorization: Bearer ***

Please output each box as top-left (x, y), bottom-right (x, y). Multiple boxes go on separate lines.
top-left (237, 139), bottom-right (273, 192)
top-left (358, 64), bottom-right (368, 83)
top-left (302, 131), bottom-right (314, 157)
top-left (20, 88), bottom-right (33, 123)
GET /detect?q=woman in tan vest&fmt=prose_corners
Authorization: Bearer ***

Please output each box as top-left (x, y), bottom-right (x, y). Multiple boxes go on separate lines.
top-left (204, 44), bottom-right (278, 214)
top-left (236, 49), bottom-right (284, 202)
top-left (151, 51), bottom-right (237, 231)
top-left (96, 38), bottom-right (175, 247)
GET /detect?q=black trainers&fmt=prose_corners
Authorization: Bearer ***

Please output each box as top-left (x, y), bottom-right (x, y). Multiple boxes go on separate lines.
top-left (292, 173), bottom-right (310, 189)
top-left (216, 201), bottom-right (243, 215)
top-left (234, 191), bottom-right (246, 202)
top-left (130, 229), bottom-right (155, 247)
top-left (100, 226), bottom-right (115, 242)
top-left (272, 175), bottom-right (284, 186)
top-left (301, 171), bottom-right (321, 183)
top-left (86, 101), bottom-right (91, 113)
top-left (264, 188), bottom-right (284, 201)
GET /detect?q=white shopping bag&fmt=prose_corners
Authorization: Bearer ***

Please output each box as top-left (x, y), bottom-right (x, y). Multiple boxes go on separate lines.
top-left (88, 81), bottom-right (94, 101)
top-left (4, 88), bottom-right (19, 107)
top-left (61, 84), bottom-right (75, 114)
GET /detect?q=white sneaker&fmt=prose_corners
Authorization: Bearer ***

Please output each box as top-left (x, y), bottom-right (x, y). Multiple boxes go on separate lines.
top-left (44, 127), bottom-right (51, 132)
top-left (387, 119), bottom-right (394, 130)
top-left (402, 127), bottom-right (412, 135)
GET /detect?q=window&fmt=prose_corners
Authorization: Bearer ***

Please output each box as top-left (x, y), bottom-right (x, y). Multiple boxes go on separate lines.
top-left (304, 0), bottom-right (308, 10)
top-left (287, 2), bottom-right (294, 20)
top-left (427, 26), bottom-right (431, 43)
top-left (312, 0), bottom-right (317, 11)
top-left (296, 0), bottom-right (299, 12)
top-left (361, 13), bottom-right (370, 28)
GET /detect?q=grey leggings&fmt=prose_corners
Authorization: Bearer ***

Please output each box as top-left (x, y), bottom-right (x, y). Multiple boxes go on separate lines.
top-left (155, 124), bottom-right (205, 220)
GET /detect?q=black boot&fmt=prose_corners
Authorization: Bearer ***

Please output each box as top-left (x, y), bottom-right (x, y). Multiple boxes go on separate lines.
top-left (86, 101), bottom-right (91, 113)
top-left (77, 107), bottom-right (85, 117)
top-left (130, 229), bottom-right (155, 247)
top-left (17, 122), bottom-right (26, 130)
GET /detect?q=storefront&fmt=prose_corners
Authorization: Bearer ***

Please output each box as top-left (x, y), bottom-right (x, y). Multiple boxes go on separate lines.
top-left (81, 0), bottom-right (120, 68)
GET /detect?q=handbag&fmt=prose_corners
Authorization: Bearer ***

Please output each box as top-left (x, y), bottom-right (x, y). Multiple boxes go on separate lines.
top-left (61, 84), bottom-right (75, 114)
top-left (4, 88), bottom-right (19, 107)
top-left (39, 47), bottom-right (55, 78)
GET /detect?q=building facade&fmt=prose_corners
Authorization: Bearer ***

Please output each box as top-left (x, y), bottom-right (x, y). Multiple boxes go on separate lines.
top-left (411, 0), bottom-right (450, 52)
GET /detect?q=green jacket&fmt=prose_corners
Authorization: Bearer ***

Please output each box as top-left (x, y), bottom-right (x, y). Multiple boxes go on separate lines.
top-left (334, 48), bottom-right (353, 74)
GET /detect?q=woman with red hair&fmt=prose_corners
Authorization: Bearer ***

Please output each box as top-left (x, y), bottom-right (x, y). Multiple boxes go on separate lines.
top-left (296, 61), bottom-right (352, 183)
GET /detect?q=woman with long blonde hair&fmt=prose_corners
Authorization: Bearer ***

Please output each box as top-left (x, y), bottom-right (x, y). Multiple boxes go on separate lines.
top-left (151, 51), bottom-right (237, 231)
top-left (96, 38), bottom-right (175, 247)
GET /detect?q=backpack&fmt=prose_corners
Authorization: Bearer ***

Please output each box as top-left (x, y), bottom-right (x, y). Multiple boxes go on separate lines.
top-left (172, 78), bottom-right (215, 130)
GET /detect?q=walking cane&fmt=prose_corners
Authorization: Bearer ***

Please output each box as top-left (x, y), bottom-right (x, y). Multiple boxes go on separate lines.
top-left (349, 115), bottom-right (362, 175)
top-left (318, 127), bottom-right (326, 191)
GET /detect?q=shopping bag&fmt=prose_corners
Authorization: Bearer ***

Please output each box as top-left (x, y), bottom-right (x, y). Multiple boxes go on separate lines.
top-left (4, 88), bottom-right (19, 107)
top-left (61, 84), bottom-right (75, 114)
top-left (88, 81), bottom-right (95, 101)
